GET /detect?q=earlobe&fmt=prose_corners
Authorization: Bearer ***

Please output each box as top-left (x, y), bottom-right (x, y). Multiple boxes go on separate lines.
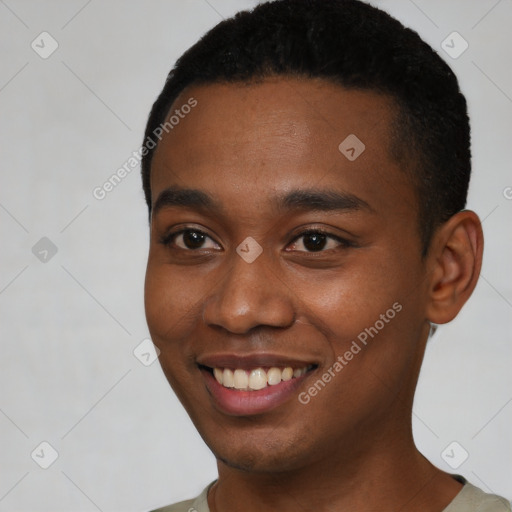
top-left (425, 210), bottom-right (484, 325)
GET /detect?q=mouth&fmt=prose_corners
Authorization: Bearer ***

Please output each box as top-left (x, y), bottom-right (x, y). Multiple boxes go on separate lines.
top-left (201, 364), bottom-right (315, 391)
top-left (197, 356), bottom-right (318, 415)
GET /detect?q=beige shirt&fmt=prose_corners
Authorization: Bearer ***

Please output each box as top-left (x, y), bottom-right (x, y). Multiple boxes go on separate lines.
top-left (151, 479), bottom-right (512, 512)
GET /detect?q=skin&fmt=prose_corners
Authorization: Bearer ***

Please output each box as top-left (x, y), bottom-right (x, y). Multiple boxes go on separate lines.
top-left (144, 77), bottom-right (483, 512)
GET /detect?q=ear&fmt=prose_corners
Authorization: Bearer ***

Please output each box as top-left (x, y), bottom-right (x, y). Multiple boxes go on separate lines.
top-left (425, 210), bottom-right (484, 325)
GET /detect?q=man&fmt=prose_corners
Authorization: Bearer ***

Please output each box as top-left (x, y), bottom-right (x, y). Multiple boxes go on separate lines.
top-left (141, 1), bottom-right (511, 510)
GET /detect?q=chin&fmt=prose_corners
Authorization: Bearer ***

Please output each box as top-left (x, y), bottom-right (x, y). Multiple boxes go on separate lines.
top-left (217, 448), bottom-right (302, 474)
top-left (202, 426), bottom-right (317, 474)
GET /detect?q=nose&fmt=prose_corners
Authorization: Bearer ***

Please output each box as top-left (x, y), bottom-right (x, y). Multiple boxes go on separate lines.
top-left (202, 251), bottom-right (295, 334)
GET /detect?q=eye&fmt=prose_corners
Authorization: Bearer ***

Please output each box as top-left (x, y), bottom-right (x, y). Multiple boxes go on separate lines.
top-left (161, 228), bottom-right (220, 251)
top-left (287, 229), bottom-right (352, 253)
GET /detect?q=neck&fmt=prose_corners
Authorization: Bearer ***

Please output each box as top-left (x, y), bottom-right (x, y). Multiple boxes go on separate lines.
top-left (210, 421), bottom-right (462, 512)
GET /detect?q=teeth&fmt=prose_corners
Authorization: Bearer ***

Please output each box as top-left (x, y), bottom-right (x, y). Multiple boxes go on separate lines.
top-left (223, 368), bottom-right (234, 388)
top-left (213, 365), bottom-right (311, 391)
top-left (213, 368), bottom-right (223, 385)
top-left (248, 368), bottom-right (267, 390)
top-left (282, 367), bottom-right (293, 381)
top-left (267, 367), bottom-right (282, 386)
top-left (234, 369), bottom-right (248, 389)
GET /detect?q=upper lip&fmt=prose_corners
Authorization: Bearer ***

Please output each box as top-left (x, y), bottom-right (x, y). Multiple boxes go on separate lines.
top-left (197, 353), bottom-right (318, 370)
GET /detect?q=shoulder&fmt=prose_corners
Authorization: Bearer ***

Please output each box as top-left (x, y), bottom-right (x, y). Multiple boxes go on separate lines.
top-left (148, 482), bottom-right (214, 512)
top-left (445, 481), bottom-right (511, 512)
top-left (150, 497), bottom-right (196, 512)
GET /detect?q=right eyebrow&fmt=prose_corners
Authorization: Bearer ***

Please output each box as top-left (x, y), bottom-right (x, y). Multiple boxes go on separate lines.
top-left (152, 186), bottom-right (222, 216)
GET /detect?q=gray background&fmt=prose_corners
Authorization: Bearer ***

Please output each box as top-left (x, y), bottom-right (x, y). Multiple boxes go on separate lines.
top-left (0, 0), bottom-right (511, 510)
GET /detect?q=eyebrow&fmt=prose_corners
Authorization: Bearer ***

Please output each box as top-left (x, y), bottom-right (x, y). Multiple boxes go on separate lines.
top-left (152, 186), bottom-right (374, 216)
top-left (278, 189), bottom-right (374, 213)
top-left (152, 187), bottom-right (221, 216)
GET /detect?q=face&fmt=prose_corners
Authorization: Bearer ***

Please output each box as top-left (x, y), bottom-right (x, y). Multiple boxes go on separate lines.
top-left (145, 78), bottom-right (432, 473)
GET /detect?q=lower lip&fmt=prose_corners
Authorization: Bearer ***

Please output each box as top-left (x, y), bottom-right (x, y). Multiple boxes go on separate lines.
top-left (201, 368), bottom-right (311, 416)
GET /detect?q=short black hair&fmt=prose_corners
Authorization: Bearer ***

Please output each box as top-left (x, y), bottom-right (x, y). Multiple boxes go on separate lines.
top-left (141, 0), bottom-right (471, 254)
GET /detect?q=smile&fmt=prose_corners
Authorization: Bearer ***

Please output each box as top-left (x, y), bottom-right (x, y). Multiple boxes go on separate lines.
top-left (212, 365), bottom-right (314, 391)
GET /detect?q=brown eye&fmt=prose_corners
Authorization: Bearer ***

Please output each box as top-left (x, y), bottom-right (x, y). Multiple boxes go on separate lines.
top-left (302, 232), bottom-right (327, 251)
top-left (162, 229), bottom-right (220, 251)
top-left (287, 230), bottom-right (352, 253)
top-left (181, 230), bottom-right (207, 249)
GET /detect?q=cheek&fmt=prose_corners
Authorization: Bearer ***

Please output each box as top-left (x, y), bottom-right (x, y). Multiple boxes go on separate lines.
top-left (316, 274), bottom-right (421, 396)
top-left (144, 260), bottom-right (203, 347)
top-left (298, 257), bottom-right (405, 340)
top-left (144, 262), bottom-right (206, 403)
top-left (299, 254), bottom-right (421, 386)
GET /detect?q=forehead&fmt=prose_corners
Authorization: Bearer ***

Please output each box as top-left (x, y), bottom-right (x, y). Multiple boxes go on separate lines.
top-left (150, 78), bottom-right (414, 219)
top-left (154, 78), bottom-right (394, 161)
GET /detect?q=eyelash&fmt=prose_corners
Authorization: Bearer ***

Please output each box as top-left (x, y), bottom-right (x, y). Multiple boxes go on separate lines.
top-left (159, 227), bottom-right (353, 253)
top-left (289, 228), bottom-right (354, 251)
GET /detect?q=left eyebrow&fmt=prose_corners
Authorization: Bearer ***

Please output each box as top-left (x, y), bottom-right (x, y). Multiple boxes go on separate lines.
top-left (277, 188), bottom-right (375, 214)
